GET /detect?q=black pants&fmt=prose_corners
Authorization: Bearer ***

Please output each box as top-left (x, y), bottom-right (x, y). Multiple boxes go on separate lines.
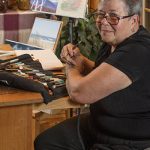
top-left (34, 113), bottom-right (93, 150)
top-left (34, 113), bottom-right (150, 150)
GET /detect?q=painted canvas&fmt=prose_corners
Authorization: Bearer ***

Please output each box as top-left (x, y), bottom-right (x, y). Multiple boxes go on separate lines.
top-left (57, 0), bottom-right (88, 18)
top-left (28, 17), bottom-right (63, 51)
top-left (30, 0), bottom-right (58, 14)
top-left (5, 39), bottom-right (43, 50)
top-left (30, 0), bottom-right (88, 19)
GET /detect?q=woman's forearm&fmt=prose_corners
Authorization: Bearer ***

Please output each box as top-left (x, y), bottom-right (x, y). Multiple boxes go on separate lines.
top-left (82, 55), bottom-right (95, 75)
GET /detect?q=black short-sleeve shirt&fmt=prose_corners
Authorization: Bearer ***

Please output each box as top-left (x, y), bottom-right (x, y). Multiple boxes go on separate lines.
top-left (90, 26), bottom-right (150, 140)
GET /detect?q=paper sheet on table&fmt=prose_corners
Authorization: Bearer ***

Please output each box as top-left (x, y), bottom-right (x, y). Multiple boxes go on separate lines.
top-left (15, 50), bottom-right (64, 70)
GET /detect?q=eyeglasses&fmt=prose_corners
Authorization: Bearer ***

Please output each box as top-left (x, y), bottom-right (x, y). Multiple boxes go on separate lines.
top-left (93, 11), bottom-right (134, 25)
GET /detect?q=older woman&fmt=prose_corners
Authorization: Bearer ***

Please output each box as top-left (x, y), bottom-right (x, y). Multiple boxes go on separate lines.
top-left (34, 0), bottom-right (150, 149)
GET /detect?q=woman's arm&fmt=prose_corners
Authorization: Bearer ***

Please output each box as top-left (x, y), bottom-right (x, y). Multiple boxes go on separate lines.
top-left (66, 62), bottom-right (132, 104)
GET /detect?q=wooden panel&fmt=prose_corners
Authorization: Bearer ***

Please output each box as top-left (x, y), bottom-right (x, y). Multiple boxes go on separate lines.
top-left (33, 96), bottom-right (83, 111)
top-left (144, 0), bottom-right (150, 31)
top-left (89, 0), bottom-right (100, 10)
top-left (0, 105), bottom-right (32, 150)
top-left (0, 44), bottom-right (13, 51)
top-left (0, 86), bottom-right (42, 107)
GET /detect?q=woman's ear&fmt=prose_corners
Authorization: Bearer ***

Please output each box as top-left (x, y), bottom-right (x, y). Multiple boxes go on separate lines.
top-left (131, 15), bottom-right (139, 32)
top-left (133, 14), bottom-right (140, 25)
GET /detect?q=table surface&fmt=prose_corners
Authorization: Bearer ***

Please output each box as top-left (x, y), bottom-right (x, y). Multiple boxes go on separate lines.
top-left (0, 85), bottom-right (82, 110)
top-left (0, 85), bottom-right (42, 107)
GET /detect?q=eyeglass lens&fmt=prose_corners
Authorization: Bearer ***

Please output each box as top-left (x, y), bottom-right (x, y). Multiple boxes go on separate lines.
top-left (94, 13), bottom-right (119, 25)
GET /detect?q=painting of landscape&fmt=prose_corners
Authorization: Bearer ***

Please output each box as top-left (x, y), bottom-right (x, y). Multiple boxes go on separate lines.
top-left (30, 0), bottom-right (58, 14)
top-left (5, 39), bottom-right (43, 50)
top-left (28, 17), bottom-right (62, 51)
top-left (57, 0), bottom-right (87, 18)
top-left (59, 0), bottom-right (82, 11)
top-left (30, 0), bottom-right (88, 19)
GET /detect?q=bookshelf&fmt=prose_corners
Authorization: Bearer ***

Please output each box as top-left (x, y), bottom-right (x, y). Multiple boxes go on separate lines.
top-left (143, 0), bottom-right (150, 31)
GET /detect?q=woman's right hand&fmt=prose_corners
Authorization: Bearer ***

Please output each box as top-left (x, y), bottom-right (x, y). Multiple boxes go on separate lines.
top-left (60, 43), bottom-right (81, 66)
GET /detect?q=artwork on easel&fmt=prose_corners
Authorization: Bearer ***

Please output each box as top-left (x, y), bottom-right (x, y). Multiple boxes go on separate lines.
top-left (5, 17), bottom-right (63, 52)
top-left (30, 0), bottom-right (58, 14)
top-left (28, 17), bottom-right (63, 51)
top-left (30, 0), bottom-right (88, 19)
top-left (57, 0), bottom-right (87, 18)
top-left (5, 39), bottom-right (44, 50)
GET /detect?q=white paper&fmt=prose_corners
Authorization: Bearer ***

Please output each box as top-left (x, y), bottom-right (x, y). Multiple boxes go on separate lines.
top-left (15, 49), bottom-right (64, 70)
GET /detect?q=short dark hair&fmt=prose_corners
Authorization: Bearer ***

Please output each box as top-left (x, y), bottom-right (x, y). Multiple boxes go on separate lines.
top-left (122, 0), bottom-right (142, 16)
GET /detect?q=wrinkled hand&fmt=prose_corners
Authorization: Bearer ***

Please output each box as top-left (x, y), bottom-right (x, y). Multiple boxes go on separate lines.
top-left (60, 43), bottom-right (80, 66)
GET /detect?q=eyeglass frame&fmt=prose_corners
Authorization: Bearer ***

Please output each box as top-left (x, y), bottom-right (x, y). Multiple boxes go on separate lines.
top-left (92, 11), bottom-right (135, 25)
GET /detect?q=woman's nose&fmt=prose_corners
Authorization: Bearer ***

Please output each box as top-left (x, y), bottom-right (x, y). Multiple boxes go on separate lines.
top-left (100, 17), bottom-right (109, 25)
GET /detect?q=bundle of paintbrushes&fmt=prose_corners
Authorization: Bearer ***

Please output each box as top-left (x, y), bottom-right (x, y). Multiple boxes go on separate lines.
top-left (0, 54), bottom-right (68, 104)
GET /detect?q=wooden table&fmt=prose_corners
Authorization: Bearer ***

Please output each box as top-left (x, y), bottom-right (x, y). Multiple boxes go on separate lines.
top-left (0, 85), bottom-right (42, 150)
top-left (0, 85), bottom-right (82, 150)
top-left (0, 44), bottom-right (82, 149)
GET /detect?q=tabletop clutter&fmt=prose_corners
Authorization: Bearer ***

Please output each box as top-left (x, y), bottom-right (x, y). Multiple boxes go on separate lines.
top-left (0, 53), bottom-right (68, 104)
